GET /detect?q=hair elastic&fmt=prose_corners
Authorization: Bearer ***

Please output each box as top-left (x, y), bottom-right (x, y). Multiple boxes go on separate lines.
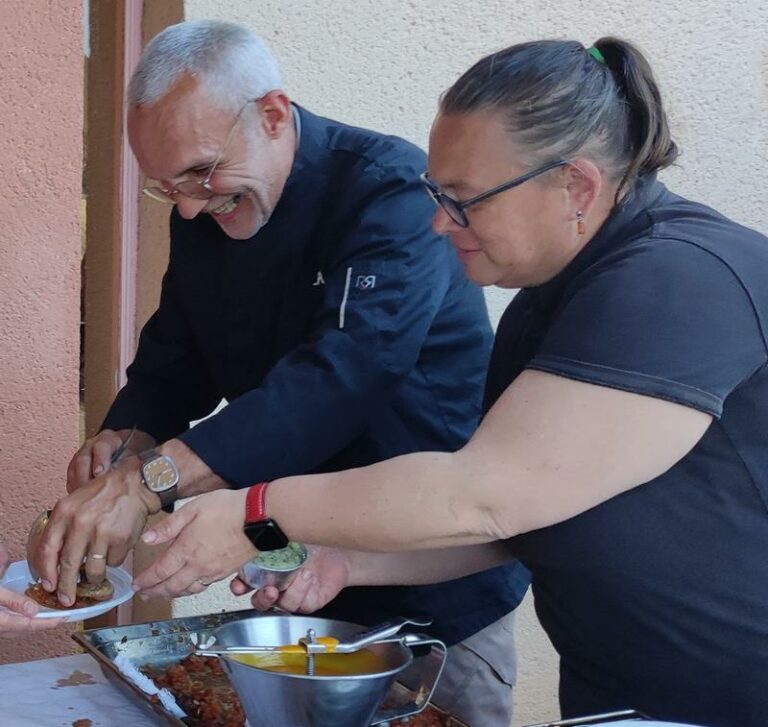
top-left (587, 46), bottom-right (605, 64)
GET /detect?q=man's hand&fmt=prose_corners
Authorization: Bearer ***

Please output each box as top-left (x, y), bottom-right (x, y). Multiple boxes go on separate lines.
top-left (133, 489), bottom-right (256, 599)
top-left (67, 428), bottom-right (155, 493)
top-left (0, 543), bottom-right (64, 634)
top-left (231, 546), bottom-right (351, 614)
top-left (33, 459), bottom-right (161, 606)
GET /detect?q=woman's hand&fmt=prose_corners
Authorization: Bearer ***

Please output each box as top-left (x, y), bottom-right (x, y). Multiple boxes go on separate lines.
top-left (133, 489), bottom-right (256, 599)
top-left (231, 546), bottom-right (351, 613)
top-left (0, 543), bottom-right (64, 635)
top-left (234, 543), bottom-right (515, 612)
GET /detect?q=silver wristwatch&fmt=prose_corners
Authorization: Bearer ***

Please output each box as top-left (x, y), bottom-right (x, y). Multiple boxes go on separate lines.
top-left (138, 448), bottom-right (180, 509)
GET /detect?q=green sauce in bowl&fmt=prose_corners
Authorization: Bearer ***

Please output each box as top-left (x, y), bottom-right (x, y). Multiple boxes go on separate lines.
top-left (253, 542), bottom-right (308, 572)
top-left (239, 543), bottom-right (309, 589)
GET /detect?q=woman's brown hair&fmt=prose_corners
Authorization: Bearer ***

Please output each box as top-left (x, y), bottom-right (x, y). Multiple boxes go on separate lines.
top-left (441, 37), bottom-right (679, 202)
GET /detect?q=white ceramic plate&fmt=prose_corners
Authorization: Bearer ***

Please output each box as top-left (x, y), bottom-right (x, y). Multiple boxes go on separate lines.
top-left (0, 560), bottom-right (134, 621)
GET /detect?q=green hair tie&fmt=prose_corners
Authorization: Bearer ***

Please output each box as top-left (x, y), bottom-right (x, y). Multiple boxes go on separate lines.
top-left (587, 46), bottom-right (606, 64)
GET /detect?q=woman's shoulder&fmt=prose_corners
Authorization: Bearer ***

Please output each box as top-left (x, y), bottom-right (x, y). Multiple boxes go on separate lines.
top-left (596, 190), bottom-right (768, 300)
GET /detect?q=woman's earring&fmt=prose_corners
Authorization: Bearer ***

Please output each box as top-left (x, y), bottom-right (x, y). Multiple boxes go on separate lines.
top-left (576, 209), bottom-right (585, 236)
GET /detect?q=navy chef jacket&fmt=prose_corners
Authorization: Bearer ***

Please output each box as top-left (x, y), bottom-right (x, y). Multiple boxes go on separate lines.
top-left (486, 175), bottom-right (768, 727)
top-left (104, 105), bottom-right (530, 646)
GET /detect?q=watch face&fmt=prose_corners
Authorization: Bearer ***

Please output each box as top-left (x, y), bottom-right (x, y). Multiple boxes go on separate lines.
top-left (243, 520), bottom-right (290, 551)
top-left (143, 456), bottom-right (179, 492)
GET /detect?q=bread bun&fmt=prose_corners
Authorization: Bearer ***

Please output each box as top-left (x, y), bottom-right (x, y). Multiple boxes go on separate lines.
top-left (76, 566), bottom-right (114, 602)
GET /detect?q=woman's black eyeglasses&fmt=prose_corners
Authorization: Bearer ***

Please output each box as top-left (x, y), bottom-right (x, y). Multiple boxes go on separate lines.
top-left (421, 159), bottom-right (567, 228)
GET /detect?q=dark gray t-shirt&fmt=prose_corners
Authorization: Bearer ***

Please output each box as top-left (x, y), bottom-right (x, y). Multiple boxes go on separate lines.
top-left (486, 177), bottom-right (768, 727)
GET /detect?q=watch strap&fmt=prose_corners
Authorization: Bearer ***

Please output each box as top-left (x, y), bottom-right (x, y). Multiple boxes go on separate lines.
top-left (156, 485), bottom-right (178, 509)
top-left (245, 482), bottom-right (270, 524)
top-left (138, 447), bottom-right (160, 464)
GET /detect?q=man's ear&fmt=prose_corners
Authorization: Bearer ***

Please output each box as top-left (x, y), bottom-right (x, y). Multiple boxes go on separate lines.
top-left (258, 90), bottom-right (293, 139)
top-left (564, 157), bottom-right (603, 218)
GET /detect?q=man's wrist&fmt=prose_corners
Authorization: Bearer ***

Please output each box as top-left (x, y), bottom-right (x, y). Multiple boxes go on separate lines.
top-left (127, 458), bottom-right (163, 515)
top-left (158, 438), bottom-right (225, 498)
top-left (130, 438), bottom-right (213, 514)
top-left (138, 485), bottom-right (163, 515)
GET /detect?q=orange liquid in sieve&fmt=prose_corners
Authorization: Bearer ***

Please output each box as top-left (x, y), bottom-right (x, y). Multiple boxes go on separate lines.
top-left (231, 649), bottom-right (389, 676)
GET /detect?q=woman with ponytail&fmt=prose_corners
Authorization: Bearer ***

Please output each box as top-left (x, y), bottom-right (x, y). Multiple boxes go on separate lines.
top-left (137, 38), bottom-right (768, 727)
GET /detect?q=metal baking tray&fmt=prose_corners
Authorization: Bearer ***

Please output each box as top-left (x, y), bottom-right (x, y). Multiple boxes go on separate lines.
top-left (72, 608), bottom-right (468, 727)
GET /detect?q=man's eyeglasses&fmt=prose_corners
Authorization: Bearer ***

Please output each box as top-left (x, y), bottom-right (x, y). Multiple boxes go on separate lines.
top-left (420, 159), bottom-right (567, 228)
top-left (142, 98), bottom-right (258, 204)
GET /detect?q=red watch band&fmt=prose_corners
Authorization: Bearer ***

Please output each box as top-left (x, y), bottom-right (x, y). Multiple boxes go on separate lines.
top-left (245, 482), bottom-right (270, 524)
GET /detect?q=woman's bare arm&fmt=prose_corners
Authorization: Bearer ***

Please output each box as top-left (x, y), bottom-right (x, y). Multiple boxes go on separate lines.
top-left (267, 370), bottom-right (711, 550)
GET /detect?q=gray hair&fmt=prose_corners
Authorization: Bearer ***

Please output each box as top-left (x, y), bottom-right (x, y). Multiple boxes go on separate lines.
top-left (441, 37), bottom-right (678, 200)
top-left (128, 19), bottom-right (283, 112)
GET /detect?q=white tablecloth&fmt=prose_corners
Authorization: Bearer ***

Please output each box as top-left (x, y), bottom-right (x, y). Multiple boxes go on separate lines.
top-left (0, 654), bottom-right (702, 727)
top-left (0, 652), bottom-right (163, 726)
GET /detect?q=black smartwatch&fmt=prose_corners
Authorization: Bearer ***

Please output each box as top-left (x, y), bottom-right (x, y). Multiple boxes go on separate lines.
top-left (244, 482), bottom-right (289, 551)
top-left (243, 519), bottom-right (290, 552)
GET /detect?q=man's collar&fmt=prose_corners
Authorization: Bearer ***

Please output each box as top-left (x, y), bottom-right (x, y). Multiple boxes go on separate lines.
top-left (280, 105), bottom-right (331, 195)
top-left (291, 103), bottom-right (301, 150)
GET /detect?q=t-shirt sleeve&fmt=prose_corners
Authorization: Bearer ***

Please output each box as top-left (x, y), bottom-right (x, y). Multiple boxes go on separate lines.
top-left (527, 240), bottom-right (767, 417)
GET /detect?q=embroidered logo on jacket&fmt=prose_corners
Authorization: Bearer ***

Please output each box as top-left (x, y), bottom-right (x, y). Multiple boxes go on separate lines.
top-left (312, 271), bottom-right (326, 286)
top-left (355, 275), bottom-right (376, 290)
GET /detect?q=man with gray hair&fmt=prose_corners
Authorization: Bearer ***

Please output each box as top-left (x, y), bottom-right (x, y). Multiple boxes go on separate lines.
top-left (35, 19), bottom-right (529, 724)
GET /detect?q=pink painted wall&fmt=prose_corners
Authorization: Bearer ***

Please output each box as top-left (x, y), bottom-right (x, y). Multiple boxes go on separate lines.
top-left (0, 1), bottom-right (83, 662)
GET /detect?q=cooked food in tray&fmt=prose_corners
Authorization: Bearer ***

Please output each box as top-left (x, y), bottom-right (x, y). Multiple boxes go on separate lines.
top-left (141, 654), bottom-right (456, 727)
top-left (143, 655), bottom-right (244, 727)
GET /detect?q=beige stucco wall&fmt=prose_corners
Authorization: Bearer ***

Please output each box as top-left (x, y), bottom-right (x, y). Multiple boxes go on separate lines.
top-left (0, 0), bottom-right (83, 662)
top-left (175, 1), bottom-right (768, 723)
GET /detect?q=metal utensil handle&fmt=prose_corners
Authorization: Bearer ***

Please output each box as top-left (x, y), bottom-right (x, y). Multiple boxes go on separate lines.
top-left (332, 616), bottom-right (432, 654)
top-left (369, 633), bottom-right (447, 726)
top-left (522, 710), bottom-right (649, 726)
top-left (195, 646), bottom-right (283, 656)
top-left (198, 616), bottom-right (434, 657)
top-left (110, 425), bottom-right (137, 466)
